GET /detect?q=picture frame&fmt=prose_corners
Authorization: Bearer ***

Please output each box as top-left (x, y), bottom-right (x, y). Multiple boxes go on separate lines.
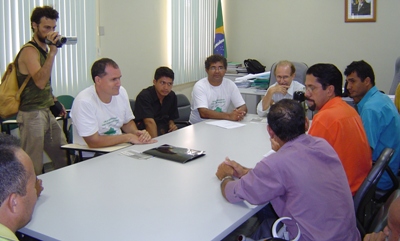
top-left (345, 0), bottom-right (376, 22)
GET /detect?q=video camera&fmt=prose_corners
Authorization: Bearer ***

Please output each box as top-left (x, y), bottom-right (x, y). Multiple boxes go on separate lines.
top-left (293, 91), bottom-right (305, 102)
top-left (45, 36), bottom-right (77, 48)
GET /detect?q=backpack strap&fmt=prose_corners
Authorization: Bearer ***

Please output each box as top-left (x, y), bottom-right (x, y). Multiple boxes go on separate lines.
top-left (14, 43), bottom-right (41, 98)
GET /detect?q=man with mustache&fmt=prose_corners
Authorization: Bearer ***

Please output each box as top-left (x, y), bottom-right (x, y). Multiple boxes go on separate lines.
top-left (189, 54), bottom-right (247, 124)
top-left (305, 63), bottom-right (371, 195)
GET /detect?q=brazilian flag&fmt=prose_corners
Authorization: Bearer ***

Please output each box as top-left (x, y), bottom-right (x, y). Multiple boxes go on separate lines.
top-left (213, 0), bottom-right (226, 58)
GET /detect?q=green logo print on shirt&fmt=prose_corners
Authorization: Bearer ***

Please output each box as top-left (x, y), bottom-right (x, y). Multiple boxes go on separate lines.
top-left (214, 107), bottom-right (222, 112)
top-left (104, 128), bottom-right (117, 135)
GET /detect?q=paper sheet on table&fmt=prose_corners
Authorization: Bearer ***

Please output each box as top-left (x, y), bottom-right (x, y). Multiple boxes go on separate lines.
top-left (206, 120), bottom-right (246, 129)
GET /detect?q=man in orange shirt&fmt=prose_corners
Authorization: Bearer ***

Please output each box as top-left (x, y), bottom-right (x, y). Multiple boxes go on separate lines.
top-left (305, 63), bottom-right (371, 195)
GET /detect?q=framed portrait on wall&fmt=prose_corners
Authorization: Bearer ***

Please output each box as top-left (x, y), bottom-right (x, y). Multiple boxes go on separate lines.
top-left (345, 0), bottom-right (376, 22)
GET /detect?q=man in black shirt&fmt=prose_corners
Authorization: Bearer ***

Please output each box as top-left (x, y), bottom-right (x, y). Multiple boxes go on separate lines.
top-left (134, 67), bottom-right (179, 137)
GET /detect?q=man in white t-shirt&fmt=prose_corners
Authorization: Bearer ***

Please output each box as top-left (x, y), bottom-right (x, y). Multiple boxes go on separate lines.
top-left (257, 60), bottom-right (305, 117)
top-left (189, 54), bottom-right (247, 124)
top-left (70, 58), bottom-right (156, 151)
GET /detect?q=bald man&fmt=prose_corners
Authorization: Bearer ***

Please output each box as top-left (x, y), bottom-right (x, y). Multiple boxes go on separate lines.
top-left (363, 197), bottom-right (400, 241)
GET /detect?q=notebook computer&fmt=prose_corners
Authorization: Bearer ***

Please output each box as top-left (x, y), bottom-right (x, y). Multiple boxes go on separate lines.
top-left (143, 144), bottom-right (205, 164)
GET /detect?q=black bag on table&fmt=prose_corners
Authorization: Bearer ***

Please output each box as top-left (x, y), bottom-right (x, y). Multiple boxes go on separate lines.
top-left (244, 59), bottom-right (266, 74)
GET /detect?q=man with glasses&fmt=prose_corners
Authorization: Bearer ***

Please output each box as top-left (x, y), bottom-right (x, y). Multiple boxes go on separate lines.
top-left (70, 58), bottom-right (156, 157)
top-left (305, 63), bottom-right (371, 196)
top-left (257, 60), bottom-right (305, 117)
top-left (189, 54), bottom-right (247, 124)
top-left (134, 67), bottom-right (179, 137)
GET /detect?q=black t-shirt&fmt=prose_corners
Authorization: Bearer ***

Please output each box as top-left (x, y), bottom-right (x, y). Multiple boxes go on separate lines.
top-left (134, 86), bottom-right (179, 135)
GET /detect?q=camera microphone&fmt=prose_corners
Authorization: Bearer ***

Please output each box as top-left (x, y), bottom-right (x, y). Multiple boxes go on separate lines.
top-left (45, 36), bottom-right (77, 48)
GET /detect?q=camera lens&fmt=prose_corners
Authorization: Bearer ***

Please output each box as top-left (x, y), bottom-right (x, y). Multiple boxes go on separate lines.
top-left (60, 37), bottom-right (67, 44)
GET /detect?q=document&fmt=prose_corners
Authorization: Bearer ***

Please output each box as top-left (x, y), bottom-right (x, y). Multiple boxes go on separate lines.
top-left (206, 120), bottom-right (245, 129)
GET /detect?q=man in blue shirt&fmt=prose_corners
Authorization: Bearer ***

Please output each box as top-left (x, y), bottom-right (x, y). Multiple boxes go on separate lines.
top-left (345, 60), bottom-right (400, 190)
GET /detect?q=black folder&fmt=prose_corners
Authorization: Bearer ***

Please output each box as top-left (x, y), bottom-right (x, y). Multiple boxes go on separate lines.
top-left (143, 144), bottom-right (205, 164)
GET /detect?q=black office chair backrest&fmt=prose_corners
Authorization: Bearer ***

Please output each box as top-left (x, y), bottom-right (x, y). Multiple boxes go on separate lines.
top-left (354, 148), bottom-right (394, 211)
top-left (129, 99), bottom-right (135, 113)
top-left (353, 147), bottom-right (394, 235)
top-left (269, 61), bottom-right (308, 86)
top-left (174, 94), bottom-right (191, 128)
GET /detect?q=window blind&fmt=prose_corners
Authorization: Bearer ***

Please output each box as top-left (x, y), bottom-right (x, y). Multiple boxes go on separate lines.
top-left (170, 0), bottom-right (218, 85)
top-left (0, 0), bottom-right (96, 97)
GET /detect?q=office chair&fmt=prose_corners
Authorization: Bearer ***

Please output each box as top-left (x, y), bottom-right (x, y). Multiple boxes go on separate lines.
top-left (353, 147), bottom-right (394, 237)
top-left (269, 62), bottom-right (308, 86)
top-left (389, 57), bottom-right (400, 95)
top-left (1, 115), bottom-right (18, 135)
top-left (57, 95), bottom-right (75, 143)
top-left (129, 99), bottom-right (135, 113)
top-left (174, 94), bottom-right (191, 129)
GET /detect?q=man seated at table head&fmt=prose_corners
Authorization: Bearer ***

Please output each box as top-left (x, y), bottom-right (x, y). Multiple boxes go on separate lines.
top-left (363, 196), bottom-right (400, 241)
top-left (134, 67), bottom-right (179, 138)
top-left (215, 99), bottom-right (360, 240)
top-left (189, 54), bottom-right (247, 124)
top-left (0, 133), bottom-right (42, 240)
top-left (305, 63), bottom-right (371, 195)
top-left (344, 60), bottom-right (400, 191)
top-left (70, 58), bottom-right (156, 152)
top-left (256, 60), bottom-right (305, 117)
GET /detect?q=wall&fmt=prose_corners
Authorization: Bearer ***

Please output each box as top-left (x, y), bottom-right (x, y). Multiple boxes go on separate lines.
top-left (97, 0), bottom-right (170, 99)
top-left (224, 0), bottom-right (400, 93)
top-left (97, 1), bottom-right (399, 97)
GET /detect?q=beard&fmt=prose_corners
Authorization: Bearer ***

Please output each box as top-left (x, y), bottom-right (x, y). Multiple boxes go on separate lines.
top-left (35, 31), bottom-right (47, 44)
top-left (306, 99), bottom-right (316, 111)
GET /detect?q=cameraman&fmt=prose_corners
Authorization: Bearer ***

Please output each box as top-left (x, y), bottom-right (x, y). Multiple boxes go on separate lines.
top-left (16, 6), bottom-right (67, 175)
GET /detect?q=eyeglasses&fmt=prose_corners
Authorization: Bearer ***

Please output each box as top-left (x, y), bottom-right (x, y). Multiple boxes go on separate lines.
top-left (276, 75), bottom-right (290, 81)
top-left (305, 85), bottom-right (319, 93)
top-left (159, 80), bottom-right (173, 86)
top-left (209, 66), bottom-right (225, 71)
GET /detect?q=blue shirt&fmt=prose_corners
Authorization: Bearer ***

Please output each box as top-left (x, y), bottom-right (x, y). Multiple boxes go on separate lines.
top-left (357, 86), bottom-right (400, 190)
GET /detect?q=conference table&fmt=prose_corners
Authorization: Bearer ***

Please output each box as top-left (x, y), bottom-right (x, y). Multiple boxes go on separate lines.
top-left (19, 114), bottom-right (272, 241)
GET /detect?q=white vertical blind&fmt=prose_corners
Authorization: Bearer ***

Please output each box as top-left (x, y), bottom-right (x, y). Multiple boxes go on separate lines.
top-left (171, 0), bottom-right (217, 85)
top-left (0, 0), bottom-right (96, 97)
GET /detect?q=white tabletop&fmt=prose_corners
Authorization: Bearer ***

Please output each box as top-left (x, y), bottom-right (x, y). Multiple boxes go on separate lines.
top-left (20, 115), bottom-right (271, 241)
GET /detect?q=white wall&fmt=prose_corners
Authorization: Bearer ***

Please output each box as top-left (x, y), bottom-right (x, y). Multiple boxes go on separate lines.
top-left (97, 0), bottom-right (169, 99)
top-left (224, 0), bottom-right (400, 93)
top-left (97, 0), bottom-right (400, 97)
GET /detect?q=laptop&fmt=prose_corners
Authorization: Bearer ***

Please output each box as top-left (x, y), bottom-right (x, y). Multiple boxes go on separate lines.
top-left (143, 144), bottom-right (205, 164)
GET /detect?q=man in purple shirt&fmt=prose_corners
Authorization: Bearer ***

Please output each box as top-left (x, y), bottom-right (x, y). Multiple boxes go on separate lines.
top-left (216, 99), bottom-right (360, 241)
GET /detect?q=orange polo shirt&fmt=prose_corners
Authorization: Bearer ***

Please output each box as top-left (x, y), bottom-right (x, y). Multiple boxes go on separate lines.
top-left (309, 97), bottom-right (372, 195)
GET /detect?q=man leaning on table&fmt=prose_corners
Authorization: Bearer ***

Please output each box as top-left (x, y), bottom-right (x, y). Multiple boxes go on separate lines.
top-left (344, 60), bottom-right (400, 191)
top-left (256, 60), bottom-right (304, 117)
top-left (216, 99), bottom-right (360, 241)
top-left (70, 58), bottom-right (156, 154)
top-left (189, 54), bottom-right (247, 124)
top-left (0, 133), bottom-right (43, 241)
